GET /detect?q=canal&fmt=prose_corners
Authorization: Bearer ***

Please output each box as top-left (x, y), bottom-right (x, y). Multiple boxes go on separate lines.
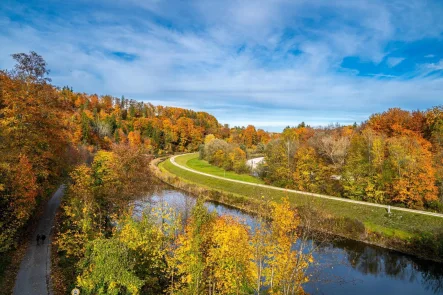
top-left (134, 182), bottom-right (443, 295)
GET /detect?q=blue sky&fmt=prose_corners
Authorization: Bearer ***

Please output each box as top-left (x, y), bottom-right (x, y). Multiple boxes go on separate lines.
top-left (1, 0), bottom-right (443, 131)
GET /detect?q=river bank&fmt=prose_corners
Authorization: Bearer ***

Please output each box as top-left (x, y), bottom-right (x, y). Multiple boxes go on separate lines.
top-left (138, 186), bottom-right (443, 295)
top-left (151, 156), bottom-right (443, 263)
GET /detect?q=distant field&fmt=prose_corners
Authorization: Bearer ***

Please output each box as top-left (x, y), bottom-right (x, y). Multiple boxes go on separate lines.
top-left (159, 154), bottom-right (443, 240)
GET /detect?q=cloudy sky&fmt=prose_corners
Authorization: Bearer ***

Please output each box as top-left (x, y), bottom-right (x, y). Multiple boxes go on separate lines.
top-left (1, 0), bottom-right (443, 131)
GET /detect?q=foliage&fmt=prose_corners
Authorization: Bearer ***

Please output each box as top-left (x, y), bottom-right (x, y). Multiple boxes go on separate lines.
top-left (202, 137), bottom-right (251, 174)
top-left (162, 154), bottom-right (443, 247)
top-left (77, 238), bottom-right (144, 295)
top-left (169, 198), bottom-right (311, 295)
top-left (264, 198), bottom-right (312, 295)
top-left (169, 199), bottom-right (216, 294)
top-left (261, 116), bottom-right (442, 209)
top-left (3, 50), bottom-right (443, 295)
top-left (0, 52), bottom-right (69, 253)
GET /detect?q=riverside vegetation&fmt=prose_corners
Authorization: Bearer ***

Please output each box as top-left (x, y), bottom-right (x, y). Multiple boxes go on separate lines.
top-left (53, 146), bottom-right (314, 294)
top-left (158, 154), bottom-right (443, 261)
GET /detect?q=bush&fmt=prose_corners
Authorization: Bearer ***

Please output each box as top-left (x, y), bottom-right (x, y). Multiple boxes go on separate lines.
top-left (426, 200), bottom-right (443, 213)
top-left (334, 217), bottom-right (366, 238)
top-left (198, 144), bottom-right (205, 160)
top-left (204, 139), bottom-right (229, 162)
top-left (233, 161), bottom-right (250, 174)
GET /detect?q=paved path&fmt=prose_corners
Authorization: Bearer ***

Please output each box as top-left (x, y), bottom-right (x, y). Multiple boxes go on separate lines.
top-left (13, 185), bottom-right (65, 295)
top-left (246, 157), bottom-right (264, 170)
top-left (170, 154), bottom-right (443, 218)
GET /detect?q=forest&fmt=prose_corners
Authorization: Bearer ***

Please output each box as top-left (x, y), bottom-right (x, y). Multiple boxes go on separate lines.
top-left (0, 52), bottom-right (226, 256)
top-left (1, 52), bottom-right (443, 294)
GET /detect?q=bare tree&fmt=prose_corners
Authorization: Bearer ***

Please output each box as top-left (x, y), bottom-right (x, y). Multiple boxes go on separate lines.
top-left (10, 51), bottom-right (51, 83)
top-left (312, 130), bottom-right (351, 170)
top-left (95, 120), bottom-right (112, 138)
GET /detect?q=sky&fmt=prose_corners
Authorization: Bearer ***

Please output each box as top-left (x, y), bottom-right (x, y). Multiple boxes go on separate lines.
top-left (1, 0), bottom-right (443, 131)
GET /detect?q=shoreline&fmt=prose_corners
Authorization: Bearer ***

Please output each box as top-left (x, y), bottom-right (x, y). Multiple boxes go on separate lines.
top-left (151, 156), bottom-right (443, 263)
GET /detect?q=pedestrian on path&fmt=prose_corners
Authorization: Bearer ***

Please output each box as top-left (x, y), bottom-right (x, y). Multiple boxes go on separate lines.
top-left (36, 234), bottom-right (40, 246)
top-left (41, 234), bottom-right (46, 245)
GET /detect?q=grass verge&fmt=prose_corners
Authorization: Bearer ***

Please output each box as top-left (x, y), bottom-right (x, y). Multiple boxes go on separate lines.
top-left (177, 153), bottom-right (264, 184)
top-left (158, 154), bottom-right (443, 260)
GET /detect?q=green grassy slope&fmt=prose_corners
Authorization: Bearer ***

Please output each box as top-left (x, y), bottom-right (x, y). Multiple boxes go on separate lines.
top-left (160, 154), bottom-right (443, 240)
top-left (177, 153), bottom-right (264, 184)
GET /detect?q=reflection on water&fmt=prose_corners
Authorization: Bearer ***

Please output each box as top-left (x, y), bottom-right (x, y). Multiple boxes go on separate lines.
top-left (134, 182), bottom-right (443, 295)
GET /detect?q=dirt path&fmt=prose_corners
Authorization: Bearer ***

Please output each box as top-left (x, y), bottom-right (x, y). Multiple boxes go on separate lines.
top-left (170, 154), bottom-right (443, 218)
top-left (13, 185), bottom-right (65, 295)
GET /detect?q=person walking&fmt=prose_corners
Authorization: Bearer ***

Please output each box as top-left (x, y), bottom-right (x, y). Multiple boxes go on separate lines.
top-left (41, 234), bottom-right (46, 245)
top-left (36, 234), bottom-right (40, 246)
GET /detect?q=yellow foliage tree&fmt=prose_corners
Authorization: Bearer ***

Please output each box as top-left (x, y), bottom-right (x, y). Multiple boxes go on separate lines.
top-left (207, 216), bottom-right (255, 294)
top-left (128, 130), bottom-right (142, 147)
top-left (204, 134), bottom-right (216, 145)
top-left (264, 198), bottom-right (313, 295)
top-left (57, 165), bottom-right (101, 259)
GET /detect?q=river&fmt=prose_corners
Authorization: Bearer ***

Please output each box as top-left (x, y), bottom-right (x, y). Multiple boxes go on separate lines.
top-left (134, 182), bottom-right (443, 295)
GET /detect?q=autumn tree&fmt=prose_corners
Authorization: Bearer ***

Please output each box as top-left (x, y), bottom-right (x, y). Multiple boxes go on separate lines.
top-left (0, 155), bottom-right (38, 252)
top-left (244, 125), bottom-right (258, 148)
top-left (386, 133), bottom-right (438, 208)
top-left (263, 139), bottom-right (293, 187)
top-left (0, 52), bottom-right (69, 253)
top-left (128, 130), bottom-right (142, 147)
top-left (170, 200), bottom-right (216, 294)
top-left (204, 134), bottom-right (216, 145)
top-left (342, 128), bottom-right (386, 203)
top-left (312, 128), bottom-right (352, 171)
top-left (56, 165), bottom-right (102, 262)
top-left (206, 216), bottom-right (255, 294)
top-left (116, 210), bottom-right (179, 294)
top-left (229, 147), bottom-right (249, 173)
top-left (292, 146), bottom-right (325, 193)
top-left (368, 108), bottom-right (426, 136)
top-left (425, 106), bottom-right (443, 203)
top-left (204, 138), bottom-right (230, 163)
top-left (264, 199), bottom-right (313, 295)
top-left (249, 198), bottom-right (313, 294)
top-left (257, 129), bottom-right (271, 144)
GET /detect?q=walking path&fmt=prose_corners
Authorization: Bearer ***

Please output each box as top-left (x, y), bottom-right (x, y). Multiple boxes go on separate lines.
top-left (170, 154), bottom-right (443, 218)
top-left (13, 185), bottom-right (65, 295)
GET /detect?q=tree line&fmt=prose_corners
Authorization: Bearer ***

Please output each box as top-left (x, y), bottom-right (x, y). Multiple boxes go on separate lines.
top-left (200, 110), bottom-right (443, 211)
top-left (0, 52), bottom-right (231, 256)
top-left (261, 110), bottom-right (443, 210)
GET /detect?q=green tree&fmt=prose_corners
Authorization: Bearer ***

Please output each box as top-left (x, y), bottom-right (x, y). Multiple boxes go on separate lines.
top-left (77, 238), bottom-right (144, 295)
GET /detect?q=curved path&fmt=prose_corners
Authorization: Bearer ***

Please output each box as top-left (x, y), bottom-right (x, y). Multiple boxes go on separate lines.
top-left (170, 154), bottom-right (443, 218)
top-left (13, 185), bottom-right (65, 295)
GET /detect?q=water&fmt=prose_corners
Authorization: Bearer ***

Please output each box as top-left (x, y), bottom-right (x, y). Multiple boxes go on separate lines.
top-left (134, 183), bottom-right (443, 295)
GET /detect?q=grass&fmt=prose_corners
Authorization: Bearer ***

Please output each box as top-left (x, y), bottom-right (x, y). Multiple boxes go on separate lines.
top-left (178, 153), bottom-right (264, 184)
top-left (160, 154), bottom-right (443, 240)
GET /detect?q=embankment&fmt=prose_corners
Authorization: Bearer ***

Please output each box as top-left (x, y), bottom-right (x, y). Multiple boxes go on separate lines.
top-left (151, 156), bottom-right (443, 262)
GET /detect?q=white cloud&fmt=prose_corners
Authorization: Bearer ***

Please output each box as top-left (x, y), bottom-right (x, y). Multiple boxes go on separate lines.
top-left (1, 0), bottom-right (443, 131)
top-left (425, 60), bottom-right (443, 71)
top-left (386, 57), bottom-right (405, 67)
